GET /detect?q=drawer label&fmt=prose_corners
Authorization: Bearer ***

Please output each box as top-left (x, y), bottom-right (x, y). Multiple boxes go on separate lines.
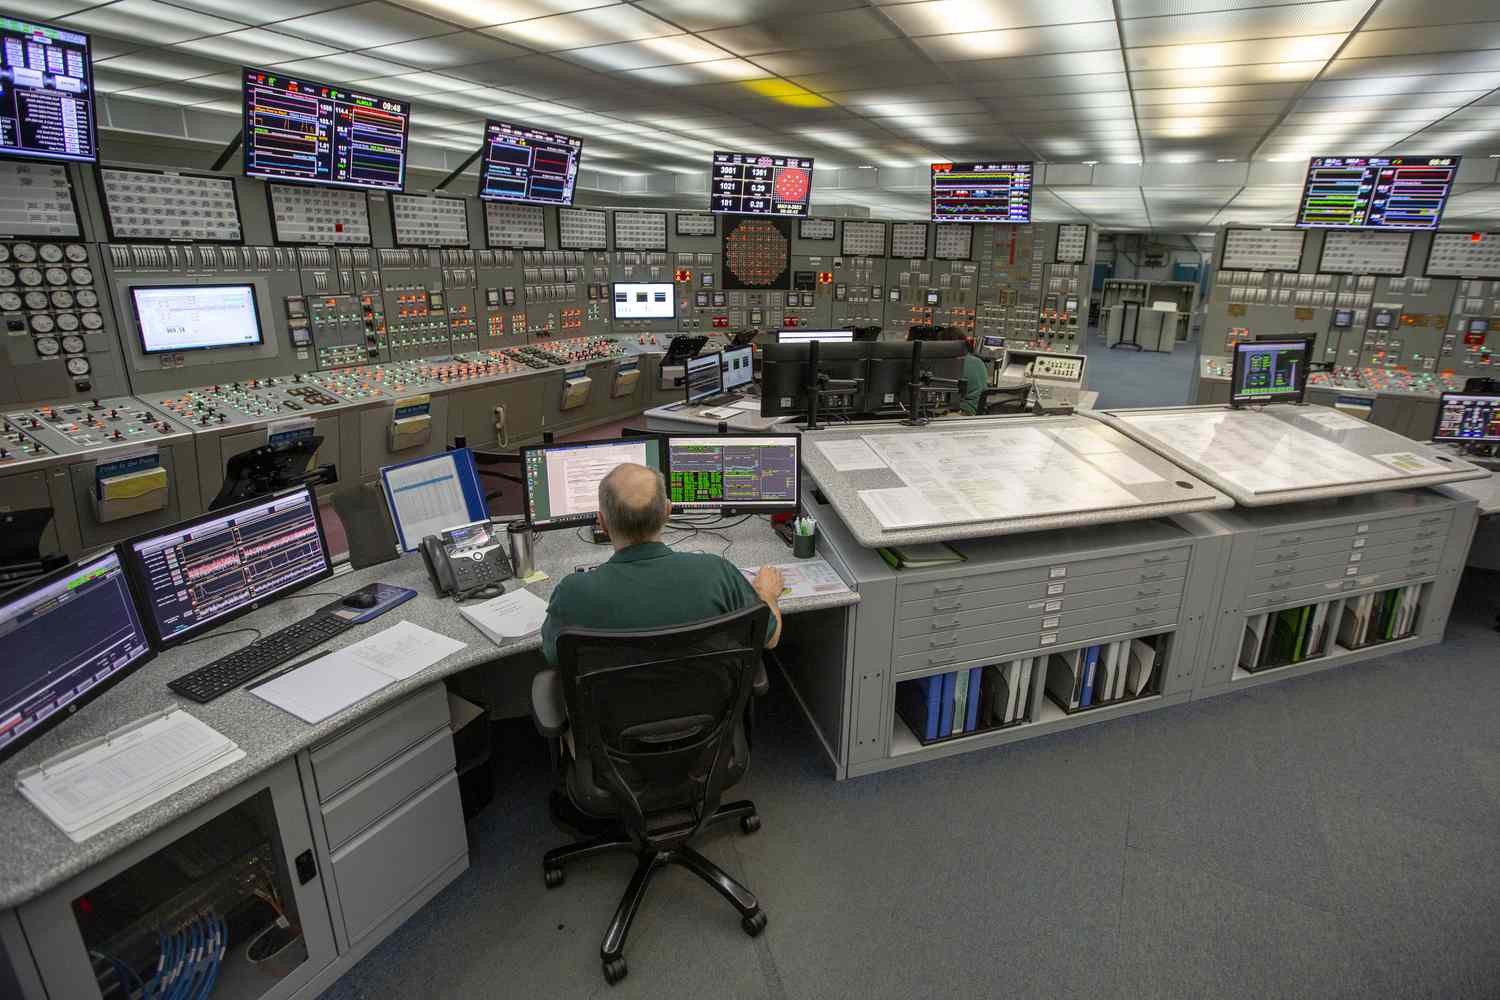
top-left (1047, 582), bottom-right (1065, 595)
top-left (1357, 523), bottom-right (1369, 534)
top-left (1040, 632), bottom-right (1057, 646)
top-left (1353, 537), bottom-right (1366, 548)
top-left (1042, 616), bottom-right (1060, 629)
top-left (1049, 566), bottom-right (1067, 579)
top-left (1345, 566), bottom-right (1358, 576)
top-left (1349, 552), bottom-right (1362, 563)
top-left (1045, 600), bottom-right (1062, 612)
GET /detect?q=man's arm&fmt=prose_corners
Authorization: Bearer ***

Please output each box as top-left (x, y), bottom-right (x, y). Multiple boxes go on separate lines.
top-left (750, 566), bottom-right (784, 649)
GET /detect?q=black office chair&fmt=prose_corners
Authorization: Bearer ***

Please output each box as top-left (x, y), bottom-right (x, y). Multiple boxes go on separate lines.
top-left (530, 605), bottom-right (772, 985)
top-left (978, 384), bottom-right (1031, 415)
top-left (1464, 377), bottom-right (1500, 394)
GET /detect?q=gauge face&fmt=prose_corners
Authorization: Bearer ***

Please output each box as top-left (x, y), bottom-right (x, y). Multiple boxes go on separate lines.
top-left (23, 291), bottom-right (47, 309)
top-left (18, 268), bottom-right (41, 286)
top-left (61, 334), bottom-right (84, 354)
top-left (11, 243), bottom-right (36, 263)
top-left (81, 312), bottom-right (103, 330)
top-left (66, 357), bottom-right (90, 376)
top-left (0, 292), bottom-right (20, 311)
top-left (69, 266), bottom-right (92, 285)
top-left (64, 244), bottom-right (88, 262)
top-left (75, 289), bottom-right (98, 307)
top-left (29, 314), bottom-right (54, 334)
top-left (38, 244), bottom-right (62, 263)
top-left (0, 269), bottom-right (13, 287)
top-left (0, 246), bottom-right (9, 263)
top-left (44, 267), bottom-right (68, 286)
top-left (49, 290), bottom-right (73, 308)
top-left (56, 313), bottom-right (79, 331)
top-left (33, 336), bottom-right (59, 356)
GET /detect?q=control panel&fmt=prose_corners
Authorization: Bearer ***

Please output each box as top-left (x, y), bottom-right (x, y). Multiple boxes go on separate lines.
top-left (1443, 278), bottom-right (1497, 374)
top-left (378, 248), bottom-right (451, 360)
top-left (473, 250), bottom-right (527, 349)
top-left (3, 396), bottom-right (185, 454)
top-left (141, 375), bottom-right (345, 429)
top-left (525, 248), bottom-right (611, 337)
top-left (975, 224), bottom-right (1043, 346)
top-left (0, 240), bottom-right (127, 402)
top-left (830, 254), bottom-right (884, 329)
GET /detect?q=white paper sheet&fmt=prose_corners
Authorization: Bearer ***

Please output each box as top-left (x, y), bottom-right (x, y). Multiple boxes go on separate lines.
top-left (461, 588), bottom-right (549, 644)
top-left (1295, 408), bottom-right (1368, 432)
top-left (338, 621), bottom-right (468, 681)
top-left (1049, 427), bottom-right (1121, 455)
top-left (249, 653), bottom-right (392, 725)
top-left (859, 487), bottom-right (938, 529)
top-left (730, 398), bottom-right (763, 411)
top-left (814, 438), bottom-right (889, 471)
top-left (739, 559), bottom-right (852, 600)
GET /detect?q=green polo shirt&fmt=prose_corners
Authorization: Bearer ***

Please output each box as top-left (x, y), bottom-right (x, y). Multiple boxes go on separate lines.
top-left (541, 541), bottom-right (772, 666)
top-left (959, 353), bottom-right (988, 415)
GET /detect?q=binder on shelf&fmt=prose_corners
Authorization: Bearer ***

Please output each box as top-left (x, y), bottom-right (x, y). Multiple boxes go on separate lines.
top-left (895, 673), bottom-right (945, 742)
top-left (951, 668), bottom-right (970, 736)
top-left (1127, 638), bottom-right (1158, 697)
top-left (938, 671), bottom-right (958, 735)
top-left (1046, 648), bottom-right (1083, 711)
top-left (1079, 645), bottom-right (1099, 708)
top-left (964, 666), bottom-right (983, 733)
top-left (878, 543), bottom-right (966, 569)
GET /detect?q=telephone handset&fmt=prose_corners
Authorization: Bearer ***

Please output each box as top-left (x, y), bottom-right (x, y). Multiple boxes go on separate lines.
top-left (420, 520), bottom-right (513, 600)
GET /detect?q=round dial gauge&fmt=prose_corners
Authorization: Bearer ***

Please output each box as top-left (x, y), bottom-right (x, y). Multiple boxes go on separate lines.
top-left (23, 291), bottom-right (47, 309)
top-left (38, 244), bottom-right (63, 263)
top-left (55, 313), bottom-right (79, 331)
top-left (0, 292), bottom-right (20, 311)
top-left (75, 289), bottom-right (98, 307)
top-left (0, 245), bottom-right (9, 263)
top-left (69, 266), bottom-right (92, 285)
top-left (49, 290), bottom-right (74, 308)
top-left (0, 268), bottom-right (14, 287)
top-left (34, 336), bottom-right (60, 356)
top-left (80, 312), bottom-right (103, 330)
top-left (18, 268), bottom-right (41, 286)
top-left (29, 314), bottom-right (54, 334)
top-left (61, 334), bottom-right (85, 354)
top-left (66, 357), bottom-right (90, 376)
top-left (44, 267), bottom-right (68, 286)
top-left (64, 244), bottom-right (88, 262)
top-left (11, 243), bottom-right (36, 263)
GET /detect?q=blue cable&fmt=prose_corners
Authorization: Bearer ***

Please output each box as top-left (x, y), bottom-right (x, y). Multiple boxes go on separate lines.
top-left (141, 932), bottom-right (167, 1000)
top-left (173, 920), bottom-right (203, 1000)
top-left (194, 914), bottom-right (224, 1000)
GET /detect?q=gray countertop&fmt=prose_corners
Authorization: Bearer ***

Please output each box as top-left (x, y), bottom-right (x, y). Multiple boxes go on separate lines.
top-left (0, 519), bottom-right (856, 909)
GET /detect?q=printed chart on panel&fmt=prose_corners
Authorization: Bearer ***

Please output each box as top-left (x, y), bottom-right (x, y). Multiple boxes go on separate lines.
top-left (100, 168), bottom-right (242, 242)
top-left (800, 218), bottom-right (835, 241)
top-left (0, 161), bottom-right (79, 236)
top-left (1318, 230), bottom-right (1411, 276)
top-left (391, 193), bottom-right (468, 247)
top-left (676, 213), bottom-right (715, 237)
top-left (1426, 232), bottom-right (1500, 279)
top-left (485, 202), bottom-right (545, 248)
top-left (613, 211), bottom-right (667, 251)
top-left (269, 185), bottom-right (371, 244)
top-left (1222, 228), bottom-right (1305, 271)
top-left (1055, 224), bottom-right (1089, 264)
top-left (557, 207), bottom-right (606, 250)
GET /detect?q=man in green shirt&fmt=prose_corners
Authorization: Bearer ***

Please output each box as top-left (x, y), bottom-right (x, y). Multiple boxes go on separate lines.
top-left (541, 463), bottom-right (784, 666)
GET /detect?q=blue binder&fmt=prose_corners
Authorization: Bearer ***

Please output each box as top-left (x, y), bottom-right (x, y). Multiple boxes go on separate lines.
top-left (895, 674), bottom-right (945, 742)
top-left (964, 666), bottom-right (983, 732)
top-left (1080, 646), bottom-right (1099, 707)
top-left (938, 672), bottom-right (958, 735)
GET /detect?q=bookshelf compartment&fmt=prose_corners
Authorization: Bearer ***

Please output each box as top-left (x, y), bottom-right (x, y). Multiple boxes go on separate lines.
top-left (1042, 633), bottom-right (1169, 716)
top-left (894, 658), bottom-right (1039, 747)
top-left (1238, 581), bottom-right (1428, 674)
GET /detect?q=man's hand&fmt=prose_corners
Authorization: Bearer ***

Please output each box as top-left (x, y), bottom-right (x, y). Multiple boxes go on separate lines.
top-left (751, 566), bottom-right (785, 605)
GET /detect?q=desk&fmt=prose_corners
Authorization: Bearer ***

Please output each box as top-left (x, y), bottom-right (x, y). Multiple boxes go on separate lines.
top-left (643, 399), bottom-right (797, 433)
top-left (1440, 472), bottom-right (1500, 570)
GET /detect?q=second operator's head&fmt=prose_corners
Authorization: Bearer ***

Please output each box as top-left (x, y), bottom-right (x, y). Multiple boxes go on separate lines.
top-left (598, 463), bottom-right (671, 550)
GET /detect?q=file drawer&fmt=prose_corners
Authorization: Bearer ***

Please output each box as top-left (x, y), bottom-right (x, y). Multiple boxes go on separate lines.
top-left (898, 563), bottom-right (1186, 621)
top-left (897, 591), bottom-right (1177, 642)
top-left (311, 684), bottom-right (450, 803)
top-left (1245, 563), bottom-right (1439, 611)
top-left (1251, 523), bottom-right (1450, 571)
top-left (331, 771), bottom-right (466, 945)
top-left (895, 599), bottom-right (1176, 658)
top-left (321, 728), bottom-right (456, 850)
top-left (895, 613), bottom-right (1176, 675)
top-left (897, 546), bottom-right (1190, 602)
top-left (1250, 553), bottom-right (1439, 596)
top-left (1260, 523), bottom-right (1357, 549)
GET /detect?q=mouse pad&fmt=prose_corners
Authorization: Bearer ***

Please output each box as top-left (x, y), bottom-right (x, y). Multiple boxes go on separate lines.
top-left (321, 583), bottom-right (417, 623)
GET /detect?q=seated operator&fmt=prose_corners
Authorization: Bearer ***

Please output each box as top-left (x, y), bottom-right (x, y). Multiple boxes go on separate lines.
top-left (907, 325), bottom-right (988, 416)
top-left (541, 463), bottom-right (784, 666)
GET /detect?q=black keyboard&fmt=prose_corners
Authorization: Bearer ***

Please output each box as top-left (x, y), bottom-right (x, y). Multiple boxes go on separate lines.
top-left (169, 614), bottom-right (354, 703)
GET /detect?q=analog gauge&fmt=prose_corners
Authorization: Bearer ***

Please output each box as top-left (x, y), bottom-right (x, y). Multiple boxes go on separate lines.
top-left (69, 266), bottom-right (92, 285)
top-left (56, 313), bottom-right (79, 332)
top-left (66, 356), bottom-right (90, 376)
top-left (64, 244), bottom-right (88, 262)
top-left (23, 291), bottom-right (47, 309)
top-left (38, 244), bottom-right (63, 263)
top-left (11, 243), bottom-right (36, 263)
top-left (44, 267), bottom-right (68, 286)
top-left (18, 268), bottom-right (41, 286)
top-left (29, 314), bottom-right (54, 334)
top-left (49, 290), bottom-right (74, 308)
top-left (81, 312), bottom-right (103, 330)
top-left (61, 334), bottom-right (85, 354)
top-left (0, 268), bottom-right (13, 287)
top-left (0, 245), bottom-right (9, 263)
top-left (0, 292), bottom-right (20, 311)
top-left (33, 336), bottom-right (60, 356)
top-left (75, 289), bottom-right (98, 307)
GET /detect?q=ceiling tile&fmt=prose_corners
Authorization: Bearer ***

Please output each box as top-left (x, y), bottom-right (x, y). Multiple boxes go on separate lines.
top-left (1122, 1), bottom-right (1367, 48)
top-left (484, 6), bottom-right (676, 49)
top-left (1323, 51), bottom-right (1500, 78)
top-left (389, 0), bottom-right (616, 28)
top-left (699, 11), bottom-right (893, 56)
top-left (883, 0), bottom-right (1114, 35)
top-left (558, 34), bottom-right (725, 71)
top-left (1128, 62), bottom-right (1325, 88)
top-left (1127, 35), bottom-right (1345, 71)
top-left (914, 22), bottom-right (1121, 62)
top-left (631, 0), bottom-right (865, 31)
top-left (622, 59), bottom-right (765, 85)
top-left (1340, 23), bottom-right (1500, 59)
top-left (94, 50), bottom-right (231, 80)
top-left (962, 50), bottom-right (1127, 80)
top-left (60, 0), bottom-right (241, 44)
top-left (273, 53), bottom-right (414, 80)
top-left (367, 31), bottom-right (526, 67)
top-left (1364, 0), bottom-right (1499, 29)
top-left (274, 2), bottom-right (455, 47)
top-left (161, 0), bottom-right (358, 21)
top-left (176, 28), bottom-right (337, 63)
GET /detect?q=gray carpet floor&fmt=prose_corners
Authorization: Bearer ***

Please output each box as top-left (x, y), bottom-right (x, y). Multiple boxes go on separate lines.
top-left (1081, 326), bottom-right (1198, 410)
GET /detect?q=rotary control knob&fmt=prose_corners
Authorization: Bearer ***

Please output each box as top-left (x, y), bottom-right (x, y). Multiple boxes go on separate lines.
top-left (55, 313), bottom-right (79, 331)
top-left (11, 243), bottom-right (35, 263)
top-left (18, 268), bottom-right (41, 286)
top-left (0, 292), bottom-right (19, 311)
top-left (81, 312), bottom-right (102, 330)
top-left (24, 290), bottom-right (46, 309)
top-left (67, 356), bottom-right (91, 376)
top-left (61, 334), bottom-right (85, 354)
top-left (44, 267), bottom-right (67, 286)
top-left (34, 336), bottom-right (60, 356)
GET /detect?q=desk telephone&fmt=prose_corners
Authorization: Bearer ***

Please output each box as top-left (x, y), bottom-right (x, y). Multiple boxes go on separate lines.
top-left (420, 520), bottom-right (513, 600)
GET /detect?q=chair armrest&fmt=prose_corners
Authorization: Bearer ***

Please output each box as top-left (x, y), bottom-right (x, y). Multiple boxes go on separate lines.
top-left (753, 657), bottom-right (770, 698)
top-left (531, 669), bottom-right (568, 737)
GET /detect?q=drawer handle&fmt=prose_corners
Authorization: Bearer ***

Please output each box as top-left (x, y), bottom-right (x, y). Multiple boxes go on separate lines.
top-left (1273, 567), bottom-right (1294, 576)
top-left (930, 636), bottom-right (956, 648)
top-left (933, 583), bottom-right (964, 595)
top-left (1140, 572), bottom-right (1167, 582)
top-left (932, 617), bottom-right (960, 630)
top-left (1134, 604), bottom-right (1161, 614)
top-left (1409, 558), bottom-right (1431, 567)
top-left (929, 653), bottom-right (954, 665)
top-left (1416, 531), bottom-right (1438, 540)
top-left (1419, 516), bottom-right (1443, 525)
top-left (933, 600), bottom-right (961, 612)
top-left (1279, 535), bottom-right (1303, 545)
top-left (1143, 554), bottom-right (1170, 564)
top-left (1136, 588), bottom-right (1162, 597)
top-left (1269, 582), bottom-right (1290, 591)
top-left (1276, 552), bottom-right (1297, 562)
top-left (1411, 543), bottom-right (1435, 554)
top-left (1131, 619), bottom-right (1158, 628)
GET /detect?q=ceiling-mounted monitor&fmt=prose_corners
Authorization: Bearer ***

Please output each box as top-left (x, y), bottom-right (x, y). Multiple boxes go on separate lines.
top-left (931, 161), bottom-right (1033, 223)
top-left (1295, 155), bottom-right (1460, 230)
top-left (710, 151), bottom-right (813, 217)
top-left (478, 119), bottom-right (583, 206)
top-left (0, 15), bottom-right (97, 164)
top-left (242, 67), bottom-right (410, 191)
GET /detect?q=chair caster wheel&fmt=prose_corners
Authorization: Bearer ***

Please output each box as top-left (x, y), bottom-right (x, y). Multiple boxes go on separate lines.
top-left (543, 866), bottom-right (564, 888)
top-left (739, 814), bottom-right (761, 834)
top-left (741, 909), bottom-right (767, 937)
top-left (603, 957), bottom-right (627, 984)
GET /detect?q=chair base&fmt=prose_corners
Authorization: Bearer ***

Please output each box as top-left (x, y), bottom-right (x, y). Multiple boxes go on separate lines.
top-left (542, 800), bottom-right (765, 986)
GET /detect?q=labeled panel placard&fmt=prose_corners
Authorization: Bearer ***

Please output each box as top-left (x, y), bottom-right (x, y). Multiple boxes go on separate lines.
top-left (100, 167), bottom-right (242, 243)
top-left (613, 210), bottom-right (667, 250)
top-left (1318, 229), bottom-right (1411, 276)
top-left (1425, 231), bottom-right (1500, 279)
top-left (1056, 223), bottom-right (1089, 264)
top-left (1222, 227), bottom-right (1306, 272)
top-left (485, 201), bottom-right (545, 249)
top-left (0, 161), bottom-right (79, 237)
top-left (841, 220), bottom-right (886, 257)
top-left (558, 207), bottom-right (607, 250)
top-left (268, 184), bottom-right (372, 245)
top-left (390, 193), bottom-right (469, 247)
top-left (890, 222), bottom-right (929, 259)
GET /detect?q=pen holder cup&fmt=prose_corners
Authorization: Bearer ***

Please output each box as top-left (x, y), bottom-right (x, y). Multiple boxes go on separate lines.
top-left (792, 527), bottom-right (817, 559)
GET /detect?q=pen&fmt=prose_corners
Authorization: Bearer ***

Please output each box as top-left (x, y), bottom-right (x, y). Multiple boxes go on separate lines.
top-left (244, 649), bottom-right (334, 691)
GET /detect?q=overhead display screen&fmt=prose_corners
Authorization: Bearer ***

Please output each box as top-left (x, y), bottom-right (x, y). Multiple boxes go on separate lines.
top-left (710, 151), bottom-right (813, 217)
top-left (478, 119), bottom-right (582, 206)
top-left (931, 161), bottom-right (1033, 223)
top-left (722, 215), bottom-right (793, 290)
top-left (1296, 155), bottom-right (1459, 230)
top-left (243, 68), bottom-right (409, 192)
top-left (0, 15), bottom-right (97, 164)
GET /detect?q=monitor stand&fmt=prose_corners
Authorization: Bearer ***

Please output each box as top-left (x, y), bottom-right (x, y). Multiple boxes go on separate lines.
top-left (0, 507), bottom-right (66, 590)
top-left (211, 437), bottom-right (338, 510)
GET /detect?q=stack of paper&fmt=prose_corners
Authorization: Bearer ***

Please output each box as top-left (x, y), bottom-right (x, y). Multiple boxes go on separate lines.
top-left (17, 709), bottom-right (245, 843)
top-left (461, 588), bottom-right (550, 645)
top-left (738, 559), bottom-right (852, 600)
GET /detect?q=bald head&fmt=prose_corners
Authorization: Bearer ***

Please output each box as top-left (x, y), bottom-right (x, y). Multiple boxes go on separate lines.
top-left (599, 463), bottom-right (671, 546)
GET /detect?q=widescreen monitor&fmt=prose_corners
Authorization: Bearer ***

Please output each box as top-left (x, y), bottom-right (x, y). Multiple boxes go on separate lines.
top-left (478, 119), bottom-right (582, 206)
top-left (685, 352), bottom-right (722, 404)
top-left (242, 68), bottom-right (410, 191)
top-left (931, 161), bottom-right (1033, 223)
top-left (1230, 338), bottom-right (1310, 405)
top-left (667, 434), bottom-right (800, 513)
top-left (721, 345), bottom-right (754, 392)
top-left (710, 151), bottom-right (813, 217)
top-left (777, 329), bottom-right (853, 344)
top-left (131, 284), bottom-right (263, 354)
top-left (1432, 392), bottom-right (1500, 444)
top-left (521, 437), bottom-right (666, 531)
top-left (0, 15), bottom-right (96, 164)
top-left (1296, 156), bottom-right (1459, 230)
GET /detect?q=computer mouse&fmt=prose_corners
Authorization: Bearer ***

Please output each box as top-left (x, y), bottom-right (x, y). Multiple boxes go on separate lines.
top-left (341, 591), bottom-right (379, 609)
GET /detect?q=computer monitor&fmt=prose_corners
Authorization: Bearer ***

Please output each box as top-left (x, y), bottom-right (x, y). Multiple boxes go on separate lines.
top-left (1433, 392), bottom-right (1500, 444)
top-left (777, 329), bottom-right (853, 344)
top-left (721, 345), bottom-right (754, 392)
top-left (667, 434), bottom-right (800, 513)
top-left (119, 486), bottom-right (333, 649)
top-left (1230, 338), bottom-right (1310, 406)
top-left (380, 448), bottom-right (489, 553)
top-left (759, 342), bottom-right (868, 417)
top-left (612, 282), bottom-right (675, 321)
top-left (521, 437), bottom-right (666, 532)
top-left (0, 550), bottom-right (153, 764)
top-left (131, 285), bottom-right (263, 354)
top-left (866, 340), bottom-right (969, 415)
top-left (685, 352), bottom-right (723, 404)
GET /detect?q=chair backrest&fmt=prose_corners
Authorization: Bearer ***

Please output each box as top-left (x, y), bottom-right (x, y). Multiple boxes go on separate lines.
top-left (1463, 376), bottom-right (1500, 394)
top-left (979, 384), bottom-right (1031, 415)
top-left (555, 604), bottom-right (771, 848)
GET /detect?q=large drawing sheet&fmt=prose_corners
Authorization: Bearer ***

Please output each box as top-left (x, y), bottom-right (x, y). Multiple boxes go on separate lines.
top-left (1116, 410), bottom-right (1408, 494)
top-left (856, 426), bottom-right (1139, 529)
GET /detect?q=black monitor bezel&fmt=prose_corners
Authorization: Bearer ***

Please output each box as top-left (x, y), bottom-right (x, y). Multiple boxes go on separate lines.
top-left (666, 430), bottom-right (802, 514)
top-left (930, 160), bottom-right (1034, 224)
top-left (0, 16), bottom-right (99, 166)
top-left (0, 549), bottom-right (154, 765)
top-left (684, 351), bottom-right (723, 404)
top-left (117, 485), bottom-right (334, 650)
top-left (1432, 390), bottom-right (1500, 444)
top-left (1229, 337), bottom-right (1313, 406)
top-left (1294, 155), bottom-right (1460, 231)
top-left (477, 117), bottom-right (584, 207)
top-left (520, 436), bottom-right (666, 532)
top-left (130, 282), bottom-right (265, 355)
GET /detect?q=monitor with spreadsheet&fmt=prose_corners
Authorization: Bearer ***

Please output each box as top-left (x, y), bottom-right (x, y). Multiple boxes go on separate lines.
top-left (1230, 338), bottom-right (1310, 406)
top-left (0, 550), bottom-right (153, 764)
top-left (380, 448), bottom-right (488, 553)
top-left (778, 330), bottom-right (853, 344)
top-left (131, 284), bottom-right (263, 354)
top-left (119, 486), bottom-right (332, 648)
top-left (521, 437), bottom-right (666, 531)
top-left (685, 352), bottom-right (722, 404)
top-left (1433, 392), bottom-right (1500, 444)
top-left (667, 434), bottom-right (800, 513)
top-left (721, 345), bottom-right (754, 392)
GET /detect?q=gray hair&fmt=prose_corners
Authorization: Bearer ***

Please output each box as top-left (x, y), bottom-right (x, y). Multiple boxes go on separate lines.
top-left (598, 464), bottom-right (670, 544)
